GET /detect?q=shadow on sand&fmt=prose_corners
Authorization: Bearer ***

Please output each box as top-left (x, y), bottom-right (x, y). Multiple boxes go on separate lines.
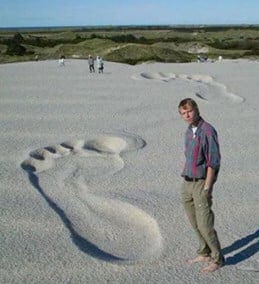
top-left (222, 229), bottom-right (259, 265)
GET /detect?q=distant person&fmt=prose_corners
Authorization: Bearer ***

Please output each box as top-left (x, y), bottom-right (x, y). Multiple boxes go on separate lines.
top-left (59, 55), bottom-right (65, 66)
top-left (88, 55), bottom-right (95, 73)
top-left (178, 98), bottom-right (225, 273)
top-left (218, 55), bottom-right (223, 62)
top-left (35, 55), bottom-right (39, 62)
top-left (96, 56), bottom-right (104, 73)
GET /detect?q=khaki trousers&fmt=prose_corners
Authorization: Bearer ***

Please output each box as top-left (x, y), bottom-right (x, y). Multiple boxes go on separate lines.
top-left (181, 179), bottom-right (224, 265)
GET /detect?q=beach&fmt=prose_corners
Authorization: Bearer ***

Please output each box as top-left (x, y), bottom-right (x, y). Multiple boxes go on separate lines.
top-left (1, 59), bottom-right (258, 283)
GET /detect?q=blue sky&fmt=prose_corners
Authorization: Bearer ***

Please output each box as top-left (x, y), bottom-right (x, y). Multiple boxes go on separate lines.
top-left (1, 0), bottom-right (259, 27)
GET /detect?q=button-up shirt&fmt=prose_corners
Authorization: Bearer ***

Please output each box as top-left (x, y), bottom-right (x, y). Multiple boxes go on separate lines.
top-left (181, 117), bottom-right (220, 179)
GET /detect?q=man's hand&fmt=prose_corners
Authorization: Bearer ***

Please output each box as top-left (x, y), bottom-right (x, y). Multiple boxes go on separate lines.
top-left (204, 188), bottom-right (213, 198)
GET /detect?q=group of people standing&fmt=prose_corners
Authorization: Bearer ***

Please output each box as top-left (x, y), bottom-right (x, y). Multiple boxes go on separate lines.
top-left (88, 55), bottom-right (104, 73)
top-left (57, 54), bottom-right (104, 73)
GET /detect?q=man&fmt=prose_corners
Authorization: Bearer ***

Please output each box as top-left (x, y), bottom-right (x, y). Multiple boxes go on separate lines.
top-left (96, 56), bottom-right (104, 73)
top-left (88, 55), bottom-right (95, 73)
top-left (178, 98), bottom-right (224, 273)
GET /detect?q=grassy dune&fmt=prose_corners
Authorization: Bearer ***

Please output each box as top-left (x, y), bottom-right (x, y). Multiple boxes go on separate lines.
top-left (1, 25), bottom-right (259, 64)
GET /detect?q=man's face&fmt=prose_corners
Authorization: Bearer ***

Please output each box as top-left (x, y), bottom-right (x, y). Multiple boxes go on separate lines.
top-left (179, 105), bottom-right (199, 125)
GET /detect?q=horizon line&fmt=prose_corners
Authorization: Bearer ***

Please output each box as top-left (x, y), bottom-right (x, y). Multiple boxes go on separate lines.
top-left (1, 23), bottom-right (259, 32)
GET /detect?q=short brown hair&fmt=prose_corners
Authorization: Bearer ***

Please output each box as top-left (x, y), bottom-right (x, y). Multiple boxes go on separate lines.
top-left (178, 98), bottom-right (199, 114)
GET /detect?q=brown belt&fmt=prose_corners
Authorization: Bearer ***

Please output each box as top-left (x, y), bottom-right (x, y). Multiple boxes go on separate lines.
top-left (184, 176), bottom-right (205, 182)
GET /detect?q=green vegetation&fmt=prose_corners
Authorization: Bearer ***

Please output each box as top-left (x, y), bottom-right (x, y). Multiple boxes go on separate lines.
top-left (1, 25), bottom-right (259, 64)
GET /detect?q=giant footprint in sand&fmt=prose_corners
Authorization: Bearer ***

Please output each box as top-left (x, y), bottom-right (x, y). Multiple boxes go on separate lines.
top-left (21, 133), bottom-right (163, 262)
top-left (132, 72), bottom-right (244, 104)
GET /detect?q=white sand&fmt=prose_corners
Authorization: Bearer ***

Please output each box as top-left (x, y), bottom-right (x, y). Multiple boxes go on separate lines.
top-left (1, 59), bottom-right (258, 283)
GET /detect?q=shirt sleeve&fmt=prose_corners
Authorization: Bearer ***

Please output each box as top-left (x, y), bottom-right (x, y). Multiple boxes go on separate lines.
top-left (205, 128), bottom-right (221, 170)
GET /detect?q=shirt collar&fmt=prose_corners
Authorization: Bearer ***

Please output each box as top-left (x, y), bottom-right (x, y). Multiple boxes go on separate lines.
top-left (188, 116), bottom-right (204, 130)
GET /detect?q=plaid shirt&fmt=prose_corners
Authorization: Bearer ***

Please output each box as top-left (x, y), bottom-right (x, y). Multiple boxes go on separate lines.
top-left (181, 117), bottom-right (220, 178)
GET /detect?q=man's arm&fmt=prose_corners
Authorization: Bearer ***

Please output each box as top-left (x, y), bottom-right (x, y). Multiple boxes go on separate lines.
top-left (204, 166), bottom-right (216, 197)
